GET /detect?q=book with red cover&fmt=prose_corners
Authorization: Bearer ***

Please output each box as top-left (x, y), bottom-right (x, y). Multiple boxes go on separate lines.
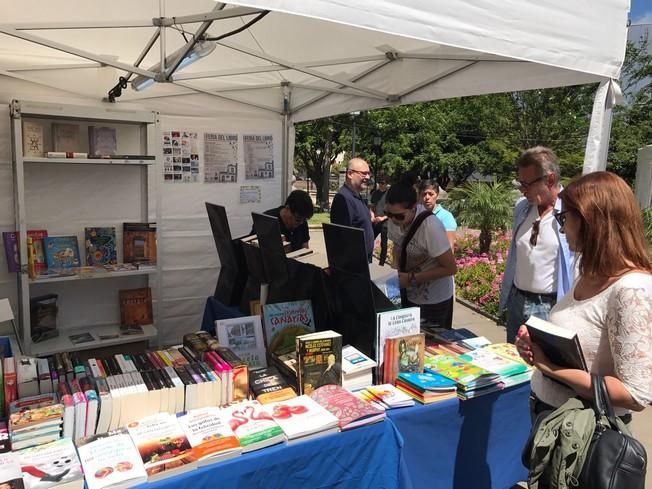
top-left (309, 384), bottom-right (385, 430)
top-left (2, 230), bottom-right (48, 273)
top-left (384, 333), bottom-right (425, 385)
top-left (119, 287), bottom-right (152, 335)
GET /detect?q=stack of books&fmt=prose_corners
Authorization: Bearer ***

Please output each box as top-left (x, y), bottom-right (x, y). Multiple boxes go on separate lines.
top-left (424, 353), bottom-right (503, 400)
top-left (359, 384), bottom-right (415, 409)
top-left (9, 396), bottom-right (64, 450)
top-left (341, 345), bottom-right (376, 390)
top-left (395, 371), bottom-right (457, 404)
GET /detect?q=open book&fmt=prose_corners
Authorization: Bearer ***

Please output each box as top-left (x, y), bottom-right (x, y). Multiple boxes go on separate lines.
top-left (525, 316), bottom-right (587, 371)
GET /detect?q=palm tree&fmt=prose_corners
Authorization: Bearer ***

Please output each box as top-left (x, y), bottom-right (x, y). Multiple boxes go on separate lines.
top-left (447, 181), bottom-right (515, 253)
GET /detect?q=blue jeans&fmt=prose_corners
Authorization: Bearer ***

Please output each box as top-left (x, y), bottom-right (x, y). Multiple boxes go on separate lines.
top-left (506, 286), bottom-right (556, 343)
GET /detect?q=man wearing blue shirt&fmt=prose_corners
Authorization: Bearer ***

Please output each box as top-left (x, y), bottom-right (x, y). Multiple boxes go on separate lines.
top-left (499, 147), bottom-right (575, 343)
top-left (418, 179), bottom-right (457, 250)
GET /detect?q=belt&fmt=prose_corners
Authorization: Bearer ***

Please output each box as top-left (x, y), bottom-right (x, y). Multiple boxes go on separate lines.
top-left (515, 286), bottom-right (556, 302)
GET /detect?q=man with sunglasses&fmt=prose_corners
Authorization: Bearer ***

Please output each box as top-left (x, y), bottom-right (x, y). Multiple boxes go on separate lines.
top-left (499, 146), bottom-right (575, 343)
top-left (330, 158), bottom-right (377, 261)
top-left (259, 189), bottom-right (314, 251)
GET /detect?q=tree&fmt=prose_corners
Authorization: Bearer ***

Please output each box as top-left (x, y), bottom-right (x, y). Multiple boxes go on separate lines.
top-left (447, 182), bottom-right (515, 253)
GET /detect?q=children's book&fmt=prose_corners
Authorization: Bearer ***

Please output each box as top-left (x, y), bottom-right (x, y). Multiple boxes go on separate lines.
top-left (43, 236), bottom-right (81, 270)
top-left (75, 428), bottom-right (148, 489)
top-left (17, 438), bottom-right (84, 489)
top-left (483, 342), bottom-right (531, 367)
top-left (458, 347), bottom-right (529, 378)
top-left (424, 354), bottom-right (500, 390)
top-left (262, 300), bottom-right (315, 356)
top-left (396, 371), bottom-right (457, 392)
top-left (383, 332), bottom-right (425, 384)
top-left (85, 227), bottom-right (117, 266)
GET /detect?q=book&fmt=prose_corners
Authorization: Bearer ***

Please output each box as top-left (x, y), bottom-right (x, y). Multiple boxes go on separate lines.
top-left (22, 121), bottom-right (43, 157)
top-left (2, 232), bottom-right (19, 273)
top-left (9, 403), bottom-right (63, 433)
top-left (263, 395), bottom-right (339, 442)
top-left (3, 230), bottom-right (48, 274)
top-left (17, 438), bottom-right (83, 489)
top-left (177, 407), bottom-right (242, 466)
top-left (525, 316), bottom-right (587, 371)
top-left (376, 307), bottom-right (421, 373)
top-left (222, 400), bottom-right (285, 452)
top-left (249, 366), bottom-right (297, 404)
top-left (341, 345), bottom-right (376, 390)
top-left (396, 371), bottom-right (457, 392)
top-left (364, 384), bottom-right (415, 409)
top-left (296, 330), bottom-right (343, 395)
top-left (483, 342), bottom-right (531, 367)
top-left (262, 300), bottom-right (315, 356)
top-left (0, 451), bottom-right (24, 489)
top-left (125, 413), bottom-right (196, 480)
top-left (88, 127), bottom-right (117, 157)
top-left (458, 348), bottom-right (530, 378)
top-left (424, 354), bottom-right (500, 390)
top-left (69, 332), bottom-right (94, 345)
top-left (15, 357), bottom-right (39, 399)
top-left (43, 236), bottom-right (81, 270)
top-left (75, 428), bottom-right (148, 489)
top-left (52, 123), bottom-right (81, 153)
top-left (215, 316), bottom-right (267, 369)
top-left (123, 223), bottom-right (156, 265)
top-left (84, 227), bottom-right (117, 266)
top-left (118, 288), bottom-right (152, 335)
top-left (310, 384), bottom-right (385, 430)
top-left (29, 295), bottom-right (58, 343)
top-left (383, 333), bottom-right (425, 384)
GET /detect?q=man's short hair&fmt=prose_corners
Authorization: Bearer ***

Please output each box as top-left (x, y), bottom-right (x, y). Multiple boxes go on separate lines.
top-left (516, 146), bottom-right (560, 183)
top-left (284, 190), bottom-right (314, 220)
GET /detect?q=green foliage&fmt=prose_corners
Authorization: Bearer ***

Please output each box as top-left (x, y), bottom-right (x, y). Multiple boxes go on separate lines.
top-left (447, 182), bottom-right (515, 253)
top-left (643, 208), bottom-right (652, 245)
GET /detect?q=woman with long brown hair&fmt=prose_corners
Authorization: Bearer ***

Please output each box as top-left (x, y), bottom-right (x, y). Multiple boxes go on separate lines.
top-left (516, 171), bottom-right (652, 417)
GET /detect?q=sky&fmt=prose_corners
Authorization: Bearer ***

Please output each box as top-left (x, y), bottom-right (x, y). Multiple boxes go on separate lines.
top-left (631, 0), bottom-right (652, 25)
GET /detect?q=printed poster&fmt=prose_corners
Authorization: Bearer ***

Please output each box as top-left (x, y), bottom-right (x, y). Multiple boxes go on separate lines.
top-left (239, 185), bottom-right (261, 203)
top-left (243, 134), bottom-right (274, 180)
top-left (162, 130), bottom-right (200, 183)
top-left (204, 133), bottom-right (238, 183)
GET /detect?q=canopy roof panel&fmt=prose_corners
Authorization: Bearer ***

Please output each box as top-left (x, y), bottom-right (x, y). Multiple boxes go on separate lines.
top-left (0, 0), bottom-right (629, 121)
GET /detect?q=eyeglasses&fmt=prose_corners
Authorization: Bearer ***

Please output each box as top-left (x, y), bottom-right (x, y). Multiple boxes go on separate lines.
top-left (530, 219), bottom-right (540, 246)
top-left (349, 169), bottom-right (370, 177)
top-left (553, 210), bottom-right (569, 227)
top-left (515, 174), bottom-right (547, 190)
top-left (385, 209), bottom-right (411, 221)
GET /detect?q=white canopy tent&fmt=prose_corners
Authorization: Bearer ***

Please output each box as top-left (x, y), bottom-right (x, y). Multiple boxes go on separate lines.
top-left (0, 0), bottom-right (630, 343)
top-left (0, 0), bottom-right (630, 179)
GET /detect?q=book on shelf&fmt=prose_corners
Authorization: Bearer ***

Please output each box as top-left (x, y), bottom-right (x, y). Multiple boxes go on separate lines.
top-left (296, 330), bottom-right (342, 395)
top-left (263, 395), bottom-right (339, 442)
top-left (222, 400), bottom-right (286, 452)
top-left (249, 366), bottom-right (297, 404)
top-left (262, 299), bottom-right (316, 357)
top-left (45, 152), bottom-right (88, 159)
top-left (383, 332), bottom-right (425, 384)
top-left (118, 287), bottom-right (152, 335)
top-left (310, 384), bottom-right (385, 430)
top-left (177, 407), bottom-right (242, 466)
top-left (52, 123), bottom-right (81, 153)
top-left (525, 316), bottom-right (587, 371)
top-left (214, 315), bottom-right (267, 369)
top-left (75, 428), bottom-right (148, 489)
top-left (84, 227), bottom-right (117, 266)
top-left (69, 332), bottom-right (95, 345)
top-left (17, 437), bottom-right (84, 489)
top-left (22, 121), bottom-right (43, 157)
top-left (29, 294), bottom-right (59, 344)
top-left (88, 155), bottom-right (155, 160)
top-left (88, 126), bottom-right (117, 157)
top-left (123, 223), bottom-right (157, 264)
top-left (376, 307), bottom-right (421, 374)
top-left (2, 230), bottom-right (48, 274)
top-left (43, 236), bottom-right (81, 270)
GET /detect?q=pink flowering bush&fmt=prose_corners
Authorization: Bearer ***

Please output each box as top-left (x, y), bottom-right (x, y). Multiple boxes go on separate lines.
top-left (454, 231), bottom-right (510, 318)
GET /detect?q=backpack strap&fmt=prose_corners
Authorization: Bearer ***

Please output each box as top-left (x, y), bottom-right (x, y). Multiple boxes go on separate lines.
top-left (399, 210), bottom-right (432, 273)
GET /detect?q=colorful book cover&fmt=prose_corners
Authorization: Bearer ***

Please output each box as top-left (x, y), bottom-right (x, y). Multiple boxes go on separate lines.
top-left (43, 236), bottom-right (81, 270)
top-left (249, 367), bottom-right (297, 404)
top-left (296, 330), bottom-right (342, 395)
top-left (385, 333), bottom-right (425, 384)
top-left (3, 231), bottom-right (48, 273)
top-left (262, 300), bottom-right (315, 356)
top-left (2, 232), bottom-right (19, 273)
top-left (484, 342), bottom-right (531, 367)
top-left (397, 371), bottom-right (457, 392)
top-left (223, 400), bottom-right (285, 452)
top-left (424, 354), bottom-right (499, 389)
top-left (123, 223), bottom-right (156, 264)
top-left (262, 395), bottom-right (339, 440)
top-left (376, 307), bottom-right (420, 372)
top-left (458, 348), bottom-right (529, 378)
top-left (177, 407), bottom-right (242, 464)
top-left (85, 227), bottom-right (117, 266)
top-left (309, 384), bottom-right (384, 430)
top-left (364, 384), bottom-right (415, 408)
top-left (0, 451), bottom-right (24, 489)
top-left (17, 438), bottom-right (83, 489)
top-left (215, 315), bottom-right (267, 369)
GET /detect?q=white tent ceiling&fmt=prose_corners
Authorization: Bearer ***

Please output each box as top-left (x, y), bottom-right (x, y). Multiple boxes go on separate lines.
top-left (0, 0), bottom-right (630, 123)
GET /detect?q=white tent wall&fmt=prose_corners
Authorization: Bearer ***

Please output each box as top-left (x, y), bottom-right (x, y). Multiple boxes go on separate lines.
top-left (0, 76), bottom-right (289, 343)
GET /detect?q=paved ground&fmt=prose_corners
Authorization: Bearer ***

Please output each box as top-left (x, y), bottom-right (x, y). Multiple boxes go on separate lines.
top-left (309, 226), bottom-right (652, 488)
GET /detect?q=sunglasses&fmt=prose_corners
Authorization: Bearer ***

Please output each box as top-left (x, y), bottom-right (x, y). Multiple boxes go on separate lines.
top-left (553, 210), bottom-right (569, 227)
top-left (385, 209), bottom-right (412, 221)
top-left (530, 219), bottom-right (540, 247)
top-left (515, 174), bottom-right (547, 190)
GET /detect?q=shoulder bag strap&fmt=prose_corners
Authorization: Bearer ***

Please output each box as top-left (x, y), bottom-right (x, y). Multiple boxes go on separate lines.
top-left (399, 210), bottom-right (432, 273)
top-left (591, 374), bottom-right (620, 430)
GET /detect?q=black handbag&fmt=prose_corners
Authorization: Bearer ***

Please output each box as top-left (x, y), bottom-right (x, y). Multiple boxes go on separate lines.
top-left (579, 374), bottom-right (647, 489)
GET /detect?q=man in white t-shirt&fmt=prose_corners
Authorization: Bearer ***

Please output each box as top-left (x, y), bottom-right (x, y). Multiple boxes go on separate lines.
top-left (498, 147), bottom-right (575, 343)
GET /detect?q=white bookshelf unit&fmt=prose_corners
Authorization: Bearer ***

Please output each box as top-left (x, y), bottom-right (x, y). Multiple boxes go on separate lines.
top-left (10, 100), bottom-right (162, 356)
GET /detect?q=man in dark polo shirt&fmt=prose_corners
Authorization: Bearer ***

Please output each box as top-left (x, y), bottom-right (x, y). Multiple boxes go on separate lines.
top-left (330, 158), bottom-right (377, 261)
top-left (261, 189), bottom-right (314, 251)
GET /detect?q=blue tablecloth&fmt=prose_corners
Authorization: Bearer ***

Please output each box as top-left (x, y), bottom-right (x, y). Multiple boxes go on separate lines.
top-left (389, 383), bottom-right (531, 489)
top-left (139, 419), bottom-right (404, 489)
top-left (200, 296), bottom-right (245, 334)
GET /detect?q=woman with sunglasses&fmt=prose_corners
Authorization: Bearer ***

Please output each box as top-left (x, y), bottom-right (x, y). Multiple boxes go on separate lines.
top-left (516, 172), bottom-right (652, 420)
top-left (385, 181), bottom-right (457, 328)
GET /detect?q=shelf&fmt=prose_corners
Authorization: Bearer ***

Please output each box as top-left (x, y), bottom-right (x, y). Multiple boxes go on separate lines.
top-left (30, 324), bottom-right (158, 357)
top-left (23, 157), bottom-right (156, 165)
top-left (29, 269), bottom-right (156, 284)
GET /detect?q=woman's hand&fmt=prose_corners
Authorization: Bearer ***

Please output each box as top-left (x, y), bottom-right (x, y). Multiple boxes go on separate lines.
top-left (398, 272), bottom-right (409, 288)
top-left (515, 325), bottom-right (553, 371)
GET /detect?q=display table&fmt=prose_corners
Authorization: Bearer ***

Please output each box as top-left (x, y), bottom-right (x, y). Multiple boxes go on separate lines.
top-left (141, 418), bottom-right (403, 489)
top-left (390, 383), bottom-right (531, 489)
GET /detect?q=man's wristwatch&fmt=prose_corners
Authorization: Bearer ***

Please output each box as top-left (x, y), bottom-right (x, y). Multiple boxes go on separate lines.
top-left (408, 271), bottom-right (418, 286)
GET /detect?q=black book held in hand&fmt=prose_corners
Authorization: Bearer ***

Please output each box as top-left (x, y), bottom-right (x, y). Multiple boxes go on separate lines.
top-left (525, 316), bottom-right (588, 371)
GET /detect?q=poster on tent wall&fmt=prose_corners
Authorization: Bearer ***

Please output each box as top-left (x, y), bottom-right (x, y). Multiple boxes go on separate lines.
top-left (162, 130), bottom-right (200, 183)
top-left (243, 134), bottom-right (274, 180)
top-left (204, 133), bottom-right (238, 183)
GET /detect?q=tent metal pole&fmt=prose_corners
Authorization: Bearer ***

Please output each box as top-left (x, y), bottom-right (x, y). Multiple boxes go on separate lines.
top-left (6, 63), bottom-right (100, 72)
top-left (172, 81), bottom-right (281, 114)
top-left (398, 61), bottom-right (477, 99)
top-left (281, 83), bottom-right (292, 199)
top-left (159, 0), bottom-right (166, 77)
